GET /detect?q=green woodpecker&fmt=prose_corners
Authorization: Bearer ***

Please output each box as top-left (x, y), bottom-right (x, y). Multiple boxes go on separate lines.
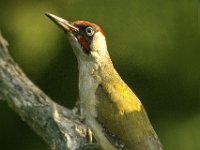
top-left (46, 13), bottom-right (163, 150)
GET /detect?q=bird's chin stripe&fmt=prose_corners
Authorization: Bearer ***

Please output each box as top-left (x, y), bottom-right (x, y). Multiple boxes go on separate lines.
top-left (76, 35), bottom-right (91, 54)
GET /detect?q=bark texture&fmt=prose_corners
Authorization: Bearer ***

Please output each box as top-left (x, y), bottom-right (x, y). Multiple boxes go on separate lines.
top-left (0, 33), bottom-right (88, 150)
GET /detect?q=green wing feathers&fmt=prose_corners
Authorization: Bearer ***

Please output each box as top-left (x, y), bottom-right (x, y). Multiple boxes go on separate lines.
top-left (95, 79), bottom-right (162, 150)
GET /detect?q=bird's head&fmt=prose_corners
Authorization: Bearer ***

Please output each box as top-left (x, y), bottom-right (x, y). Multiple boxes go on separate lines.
top-left (46, 13), bottom-right (110, 64)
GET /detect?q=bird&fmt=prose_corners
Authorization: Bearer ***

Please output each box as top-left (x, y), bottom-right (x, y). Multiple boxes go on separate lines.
top-left (46, 13), bottom-right (163, 150)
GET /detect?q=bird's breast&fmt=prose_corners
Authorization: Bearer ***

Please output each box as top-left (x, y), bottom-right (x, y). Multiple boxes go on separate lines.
top-left (78, 66), bottom-right (100, 119)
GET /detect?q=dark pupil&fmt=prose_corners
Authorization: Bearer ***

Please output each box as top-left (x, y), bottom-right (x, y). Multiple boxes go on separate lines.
top-left (87, 28), bottom-right (92, 33)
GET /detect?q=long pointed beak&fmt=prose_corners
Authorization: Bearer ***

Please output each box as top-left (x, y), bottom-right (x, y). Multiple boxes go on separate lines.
top-left (45, 12), bottom-right (79, 32)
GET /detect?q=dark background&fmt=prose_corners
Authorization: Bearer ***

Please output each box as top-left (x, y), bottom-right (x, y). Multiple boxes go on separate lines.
top-left (0, 0), bottom-right (199, 150)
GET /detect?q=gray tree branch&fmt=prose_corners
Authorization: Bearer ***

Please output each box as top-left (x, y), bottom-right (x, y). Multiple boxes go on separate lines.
top-left (0, 32), bottom-right (88, 150)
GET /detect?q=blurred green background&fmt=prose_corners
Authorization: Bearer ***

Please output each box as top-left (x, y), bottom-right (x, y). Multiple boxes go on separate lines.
top-left (0, 0), bottom-right (199, 149)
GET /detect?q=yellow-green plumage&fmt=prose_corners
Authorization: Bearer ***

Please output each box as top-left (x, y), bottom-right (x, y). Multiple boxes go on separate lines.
top-left (45, 13), bottom-right (163, 150)
top-left (95, 64), bottom-right (162, 150)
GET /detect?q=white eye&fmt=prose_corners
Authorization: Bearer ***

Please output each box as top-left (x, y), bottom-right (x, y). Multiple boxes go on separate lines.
top-left (85, 26), bottom-right (94, 36)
